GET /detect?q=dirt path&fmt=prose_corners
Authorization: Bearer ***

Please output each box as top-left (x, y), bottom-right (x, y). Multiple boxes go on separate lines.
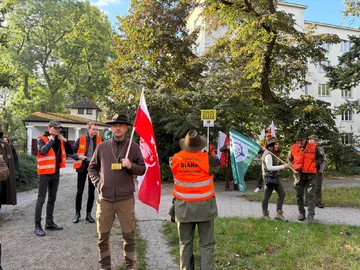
top-left (0, 171), bottom-right (124, 270)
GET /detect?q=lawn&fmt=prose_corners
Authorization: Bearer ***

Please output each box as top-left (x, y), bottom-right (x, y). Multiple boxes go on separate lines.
top-left (163, 217), bottom-right (360, 270)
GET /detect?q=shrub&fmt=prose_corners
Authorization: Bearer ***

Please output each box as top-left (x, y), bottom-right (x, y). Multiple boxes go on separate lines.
top-left (16, 153), bottom-right (38, 191)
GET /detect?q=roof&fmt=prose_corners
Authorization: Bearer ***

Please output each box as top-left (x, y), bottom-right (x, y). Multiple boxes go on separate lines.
top-left (23, 112), bottom-right (109, 127)
top-left (66, 98), bottom-right (101, 110)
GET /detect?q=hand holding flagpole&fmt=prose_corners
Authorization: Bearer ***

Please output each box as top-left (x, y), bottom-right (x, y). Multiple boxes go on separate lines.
top-left (260, 145), bottom-right (296, 173)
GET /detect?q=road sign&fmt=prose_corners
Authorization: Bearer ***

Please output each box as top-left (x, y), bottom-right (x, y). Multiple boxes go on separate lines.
top-left (201, 110), bottom-right (216, 120)
top-left (203, 119), bottom-right (214, 127)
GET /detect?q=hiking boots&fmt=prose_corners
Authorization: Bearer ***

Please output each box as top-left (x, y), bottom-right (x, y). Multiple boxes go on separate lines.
top-left (34, 223), bottom-right (46, 237)
top-left (274, 210), bottom-right (287, 221)
top-left (308, 215), bottom-right (315, 222)
top-left (234, 184), bottom-right (240, 191)
top-left (298, 213), bottom-right (306, 221)
top-left (73, 211), bottom-right (80, 223)
top-left (86, 212), bottom-right (95, 223)
top-left (262, 210), bottom-right (271, 220)
top-left (45, 222), bottom-right (63, 230)
top-left (316, 203), bottom-right (324, 208)
top-left (225, 184), bottom-right (231, 191)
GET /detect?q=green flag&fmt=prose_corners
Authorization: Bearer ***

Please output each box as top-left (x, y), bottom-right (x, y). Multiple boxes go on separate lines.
top-left (229, 128), bottom-right (261, 192)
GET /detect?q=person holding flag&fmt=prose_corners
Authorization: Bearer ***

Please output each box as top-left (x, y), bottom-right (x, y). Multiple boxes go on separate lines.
top-left (261, 137), bottom-right (291, 221)
top-left (88, 114), bottom-right (146, 270)
top-left (170, 130), bottom-right (220, 270)
top-left (220, 135), bottom-right (240, 191)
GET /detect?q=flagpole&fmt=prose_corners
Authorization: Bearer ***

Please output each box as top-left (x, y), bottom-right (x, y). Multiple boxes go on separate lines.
top-left (260, 145), bottom-right (296, 173)
top-left (125, 89), bottom-right (144, 159)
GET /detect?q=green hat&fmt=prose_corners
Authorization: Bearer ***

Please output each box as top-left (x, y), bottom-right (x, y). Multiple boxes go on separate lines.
top-left (295, 131), bottom-right (307, 140)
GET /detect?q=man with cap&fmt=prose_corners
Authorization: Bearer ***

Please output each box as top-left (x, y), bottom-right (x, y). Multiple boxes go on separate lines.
top-left (88, 114), bottom-right (146, 270)
top-left (307, 134), bottom-right (327, 208)
top-left (170, 130), bottom-right (220, 270)
top-left (287, 131), bottom-right (324, 222)
top-left (0, 125), bottom-right (16, 209)
top-left (34, 120), bottom-right (85, 237)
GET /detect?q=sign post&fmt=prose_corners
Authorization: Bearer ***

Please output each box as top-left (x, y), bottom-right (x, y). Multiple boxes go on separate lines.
top-left (201, 110), bottom-right (216, 151)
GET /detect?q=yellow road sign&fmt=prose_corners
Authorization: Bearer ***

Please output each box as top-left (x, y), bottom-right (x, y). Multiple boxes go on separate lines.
top-left (201, 110), bottom-right (216, 120)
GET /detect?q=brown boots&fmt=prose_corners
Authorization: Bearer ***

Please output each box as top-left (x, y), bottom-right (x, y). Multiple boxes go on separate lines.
top-left (274, 210), bottom-right (287, 221)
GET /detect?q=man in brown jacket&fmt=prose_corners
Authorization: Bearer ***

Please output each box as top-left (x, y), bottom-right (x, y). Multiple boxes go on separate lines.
top-left (88, 114), bottom-right (146, 270)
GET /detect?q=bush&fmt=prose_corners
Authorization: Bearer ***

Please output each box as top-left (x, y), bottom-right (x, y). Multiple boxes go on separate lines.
top-left (16, 153), bottom-right (38, 191)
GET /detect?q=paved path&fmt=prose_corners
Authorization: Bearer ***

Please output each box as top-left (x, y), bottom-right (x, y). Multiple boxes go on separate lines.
top-left (1, 164), bottom-right (360, 269)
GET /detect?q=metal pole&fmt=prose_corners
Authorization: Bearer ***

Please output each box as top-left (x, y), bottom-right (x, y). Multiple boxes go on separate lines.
top-left (207, 126), bottom-right (209, 151)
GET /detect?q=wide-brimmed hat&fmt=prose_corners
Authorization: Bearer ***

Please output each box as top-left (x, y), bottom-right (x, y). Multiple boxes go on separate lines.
top-left (179, 130), bottom-right (207, 153)
top-left (309, 134), bottom-right (319, 140)
top-left (266, 136), bottom-right (279, 147)
top-left (105, 114), bottom-right (133, 126)
top-left (48, 120), bottom-right (63, 128)
top-left (295, 131), bottom-right (307, 140)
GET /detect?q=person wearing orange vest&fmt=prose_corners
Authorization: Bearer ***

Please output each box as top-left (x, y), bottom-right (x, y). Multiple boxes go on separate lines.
top-left (34, 120), bottom-right (84, 237)
top-left (72, 122), bottom-right (102, 224)
top-left (287, 131), bottom-right (324, 222)
top-left (170, 130), bottom-right (220, 270)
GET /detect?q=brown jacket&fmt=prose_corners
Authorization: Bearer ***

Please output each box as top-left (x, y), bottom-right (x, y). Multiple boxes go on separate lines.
top-left (0, 156), bottom-right (9, 181)
top-left (88, 137), bottom-right (146, 202)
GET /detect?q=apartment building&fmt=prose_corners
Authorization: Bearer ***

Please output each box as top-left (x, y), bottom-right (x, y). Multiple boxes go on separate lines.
top-left (187, 1), bottom-right (360, 142)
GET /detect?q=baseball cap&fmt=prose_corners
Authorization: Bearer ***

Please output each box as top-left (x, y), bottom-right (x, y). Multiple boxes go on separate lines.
top-left (48, 120), bottom-right (63, 128)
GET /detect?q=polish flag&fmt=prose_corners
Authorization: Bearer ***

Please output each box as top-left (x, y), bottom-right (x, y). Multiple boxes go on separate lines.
top-left (268, 121), bottom-right (276, 137)
top-left (133, 91), bottom-right (161, 211)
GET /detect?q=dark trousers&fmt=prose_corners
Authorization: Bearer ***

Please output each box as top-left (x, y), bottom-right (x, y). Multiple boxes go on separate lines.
top-left (305, 172), bottom-right (323, 204)
top-left (294, 172), bottom-right (316, 216)
top-left (75, 171), bottom-right (95, 213)
top-left (35, 173), bottom-right (60, 224)
top-left (262, 182), bottom-right (286, 212)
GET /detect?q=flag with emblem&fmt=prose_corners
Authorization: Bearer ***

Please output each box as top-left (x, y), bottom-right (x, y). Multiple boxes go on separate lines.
top-left (229, 128), bottom-right (261, 193)
top-left (133, 90), bottom-right (161, 211)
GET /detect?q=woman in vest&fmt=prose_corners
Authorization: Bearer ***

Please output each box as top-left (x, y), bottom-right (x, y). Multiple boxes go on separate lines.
top-left (261, 137), bottom-right (290, 221)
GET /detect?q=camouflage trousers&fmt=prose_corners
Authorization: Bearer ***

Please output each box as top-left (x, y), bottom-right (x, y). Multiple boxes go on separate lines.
top-left (96, 197), bottom-right (136, 269)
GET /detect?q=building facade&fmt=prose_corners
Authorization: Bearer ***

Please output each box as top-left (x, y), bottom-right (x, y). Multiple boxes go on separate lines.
top-left (187, 1), bottom-right (360, 142)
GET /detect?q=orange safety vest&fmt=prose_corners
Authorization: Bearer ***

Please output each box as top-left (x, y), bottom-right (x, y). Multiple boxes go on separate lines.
top-left (291, 143), bottom-right (317, 173)
top-left (37, 136), bottom-right (66, 175)
top-left (171, 151), bottom-right (215, 202)
top-left (73, 135), bottom-right (102, 169)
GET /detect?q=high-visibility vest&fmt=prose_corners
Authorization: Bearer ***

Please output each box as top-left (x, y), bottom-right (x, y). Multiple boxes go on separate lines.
top-left (73, 135), bottom-right (102, 169)
top-left (37, 136), bottom-right (66, 175)
top-left (291, 143), bottom-right (317, 173)
top-left (171, 151), bottom-right (215, 202)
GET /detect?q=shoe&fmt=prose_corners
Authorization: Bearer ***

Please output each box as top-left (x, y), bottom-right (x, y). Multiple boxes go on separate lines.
top-left (304, 202), bottom-right (308, 207)
top-left (298, 213), bottom-right (306, 221)
top-left (225, 184), bottom-right (231, 191)
top-left (86, 212), bottom-right (95, 223)
top-left (234, 184), bottom-right (240, 191)
top-left (254, 187), bottom-right (261, 193)
top-left (316, 203), bottom-right (324, 208)
top-left (34, 224), bottom-right (46, 237)
top-left (308, 215), bottom-right (315, 222)
top-left (45, 222), bottom-right (63, 230)
top-left (274, 210), bottom-right (287, 222)
top-left (73, 211), bottom-right (80, 223)
top-left (262, 210), bottom-right (271, 220)
top-left (100, 268), bottom-right (111, 270)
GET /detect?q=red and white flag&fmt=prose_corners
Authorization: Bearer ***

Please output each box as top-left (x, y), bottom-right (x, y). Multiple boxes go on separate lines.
top-left (268, 121), bottom-right (276, 137)
top-left (133, 91), bottom-right (161, 211)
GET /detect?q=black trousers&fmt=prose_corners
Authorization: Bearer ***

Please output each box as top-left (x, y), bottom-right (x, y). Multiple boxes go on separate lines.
top-left (35, 173), bottom-right (60, 224)
top-left (75, 170), bottom-right (95, 213)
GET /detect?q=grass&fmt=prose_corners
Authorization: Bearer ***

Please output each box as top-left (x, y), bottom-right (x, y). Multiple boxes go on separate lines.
top-left (245, 186), bottom-right (360, 208)
top-left (163, 217), bottom-right (360, 270)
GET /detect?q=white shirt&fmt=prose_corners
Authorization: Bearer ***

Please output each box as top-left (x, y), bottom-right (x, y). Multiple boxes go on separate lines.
top-left (265, 153), bottom-right (285, 171)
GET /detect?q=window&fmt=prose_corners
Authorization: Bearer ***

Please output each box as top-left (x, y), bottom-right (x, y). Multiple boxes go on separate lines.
top-left (86, 108), bottom-right (92, 115)
top-left (340, 41), bottom-right (351, 52)
top-left (341, 133), bottom-right (353, 144)
top-left (342, 110), bottom-right (353, 121)
top-left (318, 84), bottom-right (330, 96)
top-left (318, 61), bottom-right (329, 73)
top-left (341, 89), bottom-right (352, 98)
top-left (78, 108), bottom-right (84, 114)
top-left (321, 43), bottom-right (329, 50)
top-left (303, 85), bottom-right (308, 95)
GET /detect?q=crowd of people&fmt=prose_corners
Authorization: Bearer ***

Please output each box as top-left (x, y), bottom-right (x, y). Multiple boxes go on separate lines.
top-left (0, 115), bottom-right (328, 270)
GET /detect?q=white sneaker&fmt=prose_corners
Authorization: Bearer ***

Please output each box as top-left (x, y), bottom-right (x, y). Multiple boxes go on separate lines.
top-left (254, 187), bottom-right (261, 193)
